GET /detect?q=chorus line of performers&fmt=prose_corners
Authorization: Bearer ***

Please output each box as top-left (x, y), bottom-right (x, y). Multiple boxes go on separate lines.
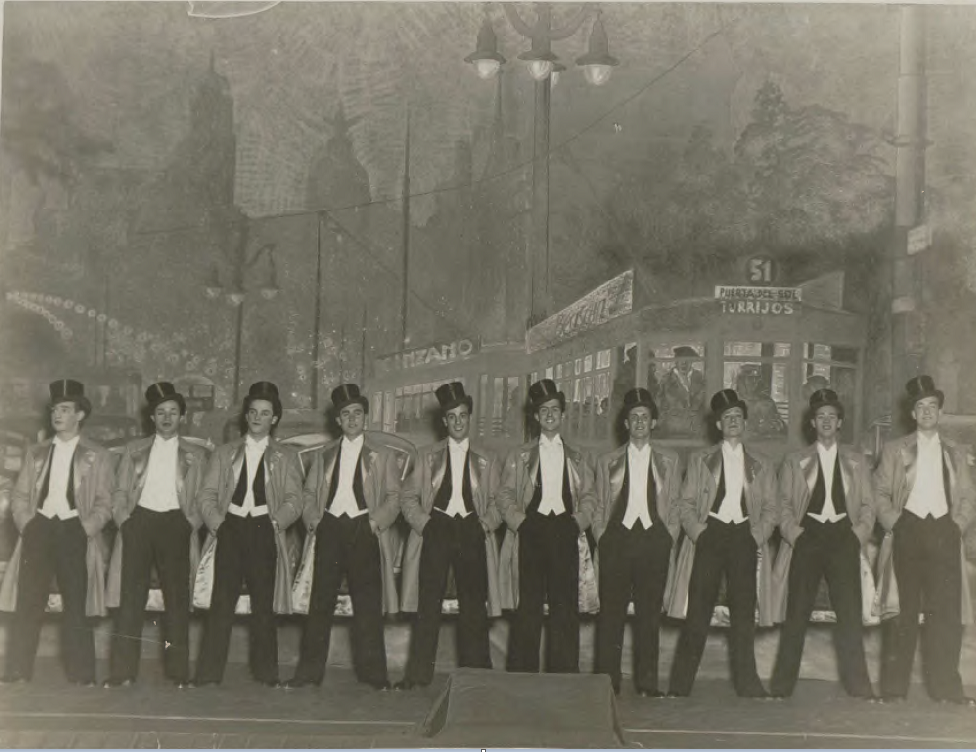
top-left (1, 375), bottom-right (973, 707)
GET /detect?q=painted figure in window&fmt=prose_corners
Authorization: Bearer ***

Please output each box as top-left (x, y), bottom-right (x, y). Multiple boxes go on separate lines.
top-left (735, 364), bottom-right (786, 436)
top-left (660, 346), bottom-right (705, 436)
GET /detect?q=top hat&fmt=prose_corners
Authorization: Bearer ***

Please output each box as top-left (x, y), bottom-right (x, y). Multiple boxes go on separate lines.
top-left (435, 382), bottom-right (473, 413)
top-left (528, 379), bottom-right (565, 411)
top-left (49, 379), bottom-right (92, 415)
top-left (145, 381), bottom-right (186, 414)
top-left (247, 381), bottom-right (280, 403)
top-left (331, 383), bottom-right (369, 413)
top-left (905, 374), bottom-right (944, 407)
top-left (672, 345), bottom-right (700, 359)
top-left (808, 387), bottom-right (843, 414)
top-left (710, 388), bottom-right (747, 418)
top-left (622, 387), bottom-right (658, 419)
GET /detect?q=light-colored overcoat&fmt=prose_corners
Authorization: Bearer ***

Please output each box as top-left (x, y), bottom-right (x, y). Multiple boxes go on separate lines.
top-left (769, 443), bottom-right (875, 624)
top-left (583, 442), bottom-right (683, 545)
top-left (301, 435), bottom-right (407, 615)
top-left (665, 442), bottom-right (778, 626)
top-left (197, 437), bottom-right (304, 614)
top-left (873, 433), bottom-right (976, 624)
top-left (0, 436), bottom-right (114, 616)
top-left (495, 437), bottom-right (595, 612)
top-left (105, 435), bottom-right (210, 608)
top-left (399, 440), bottom-right (503, 615)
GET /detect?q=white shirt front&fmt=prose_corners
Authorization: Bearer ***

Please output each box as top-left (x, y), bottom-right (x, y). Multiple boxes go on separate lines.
top-left (623, 443), bottom-right (653, 530)
top-left (710, 441), bottom-right (747, 524)
top-left (440, 438), bottom-right (471, 518)
top-left (537, 434), bottom-right (567, 516)
top-left (329, 435), bottom-right (369, 519)
top-left (138, 435), bottom-right (181, 513)
top-left (38, 435), bottom-right (81, 520)
top-left (807, 442), bottom-right (847, 523)
top-left (905, 433), bottom-right (949, 519)
top-left (227, 435), bottom-right (269, 518)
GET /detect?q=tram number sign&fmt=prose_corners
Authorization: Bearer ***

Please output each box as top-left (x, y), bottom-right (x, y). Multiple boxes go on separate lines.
top-left (715, 285), bottom-right (801, 315)
top-left (744, 255), bottom-right (778, 285)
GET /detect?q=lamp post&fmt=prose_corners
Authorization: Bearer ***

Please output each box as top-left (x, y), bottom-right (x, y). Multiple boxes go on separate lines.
top-left (465, 3), bottom-right (618, 328)
top-left (204, 210), bottom-right (279, 405)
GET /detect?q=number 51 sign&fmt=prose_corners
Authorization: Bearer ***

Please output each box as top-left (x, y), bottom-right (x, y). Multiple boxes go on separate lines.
top-left (745, 255), bottom-right (778, 285)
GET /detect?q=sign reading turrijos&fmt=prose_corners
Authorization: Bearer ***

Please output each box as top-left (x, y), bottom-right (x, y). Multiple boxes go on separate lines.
top-left (715, 285), bottom-right (802, 315)
top-left (526, 270), bottom-right (634, 353)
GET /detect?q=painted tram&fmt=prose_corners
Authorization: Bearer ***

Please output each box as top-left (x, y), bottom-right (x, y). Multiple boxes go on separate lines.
top-left (364, 269), bottom-right (868, 464)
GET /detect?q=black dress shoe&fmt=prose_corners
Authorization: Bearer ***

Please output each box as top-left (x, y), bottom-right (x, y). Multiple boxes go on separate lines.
top-left (878, 694), bottom-right (906, 704)
top-left (937, 696), bottom-right (976, 707)
top-left (393, 679), bottom-right (428, 691)
top-left (768, 692), bottom-right (789, 701)
top-left (0, 674), bottom-right (28, 685)
top-left (283, 678), bottom-right (321, 689)
top-left (259, 679), bottom-right (282, 689)
top-left (370, 680), bottom-right (392, 691)
top-left (73, 680), bottom-right (97, 688)
top-left (664, 691), bottom-right (686, 699)
top-left (186, 679), bottom-right (219, 689)
top-left (102, 678), bottom-right (134, 689)
top-left (174, 680), bottom-right (191, 690)
top-left (637, 689), bottom-right (666, 698)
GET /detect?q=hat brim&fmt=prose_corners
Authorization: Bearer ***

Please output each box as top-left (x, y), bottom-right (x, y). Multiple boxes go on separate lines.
top-left (148, 393), bottom-right (187, 414)
top-left (51, 395), bottom-right (92, 416)
top-left (440, 396), bottom-right (474, 414)
top-left (810, 397), bottom-right (843, 414)
top-left (531, 391), bottom-right (566, 411)
top-left (910, 388), bottom-right (944, 407)
top-left (714, 399), bottom-right (748, 418)
top-left (334, 395), bottom-right (369, 413)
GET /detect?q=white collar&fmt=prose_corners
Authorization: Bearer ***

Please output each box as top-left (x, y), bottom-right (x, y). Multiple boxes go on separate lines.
top-left (539, 434), bottom-right (563, 449)
top-left (816, 441), bottom-right (838, 459)
top-left (154, 434), bottom-right (180, 447)
top-left (342, 434), bottom-right (365, 451)
top-left (245, 434), bottom-right (269, 452)
top-left (917, 432), bottom-right (941, 448)
top-left (628, 442), bottom-right (651, 458)
top-left (54, 434), bottom-right (81, 450)
top-left (448, 438), bottom-right (469, 453)
top-left (722, 440), bottom-right (743, 457)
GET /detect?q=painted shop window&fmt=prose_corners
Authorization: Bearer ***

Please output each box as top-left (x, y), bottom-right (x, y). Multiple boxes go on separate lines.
top-left (383, 390), bottom-right (395, 433)
top-left (802, 344), bottom-right (859, 443)
top-left (723, 342), bottom-right (790, 438)
top-left (648, 343), bottom-right (707, 438)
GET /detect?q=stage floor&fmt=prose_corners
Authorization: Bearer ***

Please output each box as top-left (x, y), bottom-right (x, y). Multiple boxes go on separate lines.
top-left (0, 660), bottom-right (974, 748)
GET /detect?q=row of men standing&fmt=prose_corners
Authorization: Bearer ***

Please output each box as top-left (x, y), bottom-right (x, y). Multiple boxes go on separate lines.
top-left (1, 375), bottom-right (973, 708)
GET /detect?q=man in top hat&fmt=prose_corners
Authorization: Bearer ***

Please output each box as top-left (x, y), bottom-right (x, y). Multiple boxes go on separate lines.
top-left (667, 388), bottom-right (777, 698)
top-left (768, 389), bottom-right (876, 700)
top-left (1, 380), bottom-right (114, 685)
top-left (496, 378), bottom-right (594, 674)
top-left (584, 387), bottom-right (682, 697)
top-left (286, 384), bottom-right (405, 690)
top-left (874, 375), bottom-right (976, 706)
top-left (397, 382), bottom-right (503, 689)
top-left (103, 382), bottom-right (209, 689)
top-left (191, 381), bottom-right (304, 687)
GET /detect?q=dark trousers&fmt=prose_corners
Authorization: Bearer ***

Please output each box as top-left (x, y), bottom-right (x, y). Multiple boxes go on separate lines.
top-left (669, 520), bottom-right (765, 697)
top-left (507, 511), bottom-right (580, 674)
top-left (881, 512), bottom-right (964, 701)
top-left (6, 515), bottom-right (93, 682)
top-left (292, 514), bottom-right (387, 686)
top-left (405, 512), bottom-right (491, 685)
top-left (109, 507), bottom-right (192, 683)
top-left (595, 522), bottom-right (672, 693)
top-left (195, 514), bottom-right (278, 684)
top-left (770, 519), bottom-right (872, 697)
